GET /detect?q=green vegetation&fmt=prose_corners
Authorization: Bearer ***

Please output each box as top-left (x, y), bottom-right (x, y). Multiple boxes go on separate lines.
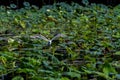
top-left (0, 2), bottom-right (120, 80)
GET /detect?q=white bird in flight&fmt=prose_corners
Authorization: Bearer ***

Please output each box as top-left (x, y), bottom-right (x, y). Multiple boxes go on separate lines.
top-left (30, 34), bottom-right (66, 46)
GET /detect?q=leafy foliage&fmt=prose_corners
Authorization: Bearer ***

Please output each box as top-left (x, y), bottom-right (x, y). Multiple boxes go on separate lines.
top-left (0, 2), bottom-right (120, 80)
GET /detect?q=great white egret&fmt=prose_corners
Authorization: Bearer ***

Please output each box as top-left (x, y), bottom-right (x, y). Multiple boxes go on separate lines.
top-left (30, 34), bottom-right (66, 46)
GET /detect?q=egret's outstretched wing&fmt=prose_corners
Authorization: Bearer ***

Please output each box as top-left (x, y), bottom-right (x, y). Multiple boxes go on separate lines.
top-left (39, 34), bottom-right (49, 41)
top-left (51, 34), bottom-right (66, 41)
top-left (30, 35), bottom-right (40, 39)
top-left (30, 34), bottom-right (49, 41)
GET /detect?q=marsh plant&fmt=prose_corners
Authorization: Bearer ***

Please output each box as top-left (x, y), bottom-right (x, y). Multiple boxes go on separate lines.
top-left (0, 2), bottom-right (120, 80)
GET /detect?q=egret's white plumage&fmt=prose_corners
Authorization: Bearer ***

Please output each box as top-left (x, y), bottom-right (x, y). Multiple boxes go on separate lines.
top-left (30, 34), bottom-right (66, 46)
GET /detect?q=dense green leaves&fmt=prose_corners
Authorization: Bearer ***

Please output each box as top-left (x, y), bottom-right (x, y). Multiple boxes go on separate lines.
top-left (0, 2), bottom-right (120, 80)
